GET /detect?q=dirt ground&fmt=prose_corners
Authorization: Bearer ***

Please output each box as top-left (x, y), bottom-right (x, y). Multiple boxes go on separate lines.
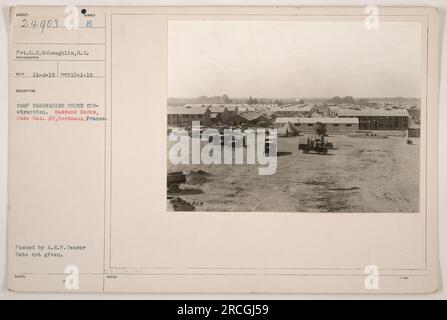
top-left (167, 133), bottom-right (419, 213)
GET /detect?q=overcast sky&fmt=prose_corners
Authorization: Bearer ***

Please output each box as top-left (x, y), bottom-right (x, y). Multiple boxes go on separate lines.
top-left (168, 20), bottom-right (422, 99)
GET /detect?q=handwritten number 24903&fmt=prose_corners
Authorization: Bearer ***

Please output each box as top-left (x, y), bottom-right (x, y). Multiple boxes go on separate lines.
top-left (20, 18), bottom-right (60, 33)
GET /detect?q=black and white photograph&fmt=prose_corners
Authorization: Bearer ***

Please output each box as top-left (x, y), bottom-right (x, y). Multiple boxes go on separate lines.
top-left (167, 20), bottom-right (422, 213)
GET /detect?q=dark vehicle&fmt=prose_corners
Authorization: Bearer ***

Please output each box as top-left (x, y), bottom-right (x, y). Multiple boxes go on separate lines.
top-left (167, 171), bottom-right (186, 192)
top-left (298, 137), bottom-right (330, 154)
top-left (298, 122), bottom-right (333, 155)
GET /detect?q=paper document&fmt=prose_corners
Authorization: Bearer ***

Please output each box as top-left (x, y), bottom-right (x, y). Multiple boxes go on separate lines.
top-left (7, 6), bottom-right (440, 293)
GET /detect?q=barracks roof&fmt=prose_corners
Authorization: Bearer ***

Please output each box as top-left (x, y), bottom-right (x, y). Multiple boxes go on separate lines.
top-left (338, 108), bottom-right (409, 117)
top-left (275, 117), bottom-right (359, 124)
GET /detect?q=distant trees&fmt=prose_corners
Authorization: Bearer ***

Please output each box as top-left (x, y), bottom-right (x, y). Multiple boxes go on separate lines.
top-left (273, 99), bottom-right (284, 106)
top-left (168, 94), bottom-right (233, 105)
top-left (327, 96), bottom-right (341, 104)
top-left (357, 98), bottom-right (369, 106)
top-left (222, 94), bottom-right (231, 103)
top-left (168, 94), bottom-right (316, 106)
top-left (316, 122), bottom-right (328, 137)
top-left (197, 94), bottom-right (233, 104)
top-left (326, 96), bottom-right (368, 105)
top-left (247, 96), bottom-right (258, 105)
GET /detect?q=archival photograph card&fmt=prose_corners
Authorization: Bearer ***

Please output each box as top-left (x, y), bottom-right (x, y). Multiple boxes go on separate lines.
top-left (7, 6), bottom-right (439, 293)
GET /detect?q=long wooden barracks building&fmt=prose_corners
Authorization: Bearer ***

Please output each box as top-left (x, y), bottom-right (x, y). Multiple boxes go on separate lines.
top-left (337, 108), bottom-right (409, 130)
